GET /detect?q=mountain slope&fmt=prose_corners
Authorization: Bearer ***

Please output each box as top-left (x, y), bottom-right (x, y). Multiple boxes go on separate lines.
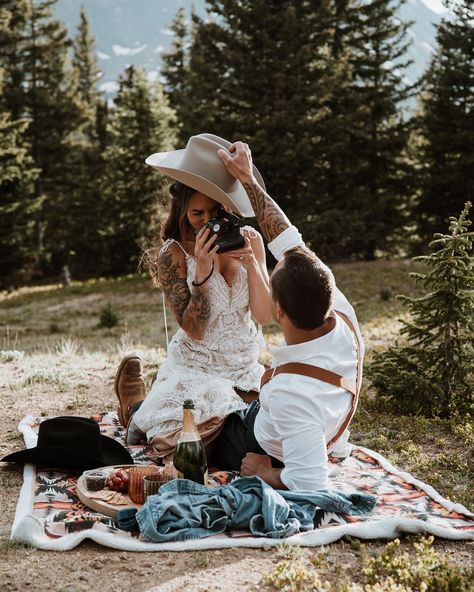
top-left (55, 0), bottom-right (442, 96)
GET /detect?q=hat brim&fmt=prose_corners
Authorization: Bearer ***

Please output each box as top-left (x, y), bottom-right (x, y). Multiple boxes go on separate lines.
top-left (146, 142), bottom-right (265, 219)
top-left (1, 435), bottom-right (134, 470)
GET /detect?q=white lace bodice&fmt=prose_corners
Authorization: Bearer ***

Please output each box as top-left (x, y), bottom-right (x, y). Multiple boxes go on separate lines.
top-left (131, 237), bottom-right (264, 441)
top-left (165, 239), bottom-right (263, 388)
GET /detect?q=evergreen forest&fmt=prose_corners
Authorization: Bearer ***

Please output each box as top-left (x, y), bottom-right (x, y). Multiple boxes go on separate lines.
top-left (0, 0), bottom-right (473, 288)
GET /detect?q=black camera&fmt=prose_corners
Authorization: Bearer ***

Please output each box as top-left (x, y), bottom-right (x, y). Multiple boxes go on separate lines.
top-left (203, 210), bottom-right (245, 253)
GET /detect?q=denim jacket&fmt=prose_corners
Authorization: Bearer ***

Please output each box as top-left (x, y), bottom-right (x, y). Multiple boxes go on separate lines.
top-left (116, 476), bottom-right (376, 542)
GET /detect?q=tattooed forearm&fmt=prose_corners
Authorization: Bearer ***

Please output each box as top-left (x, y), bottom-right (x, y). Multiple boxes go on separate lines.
top-left (158, 250), bottom-right (191, 324)
top-left (184, 285), bottom-right (211, 338)
top-left (242, 180), bottom-right (291, 243)
top-left (158, 247), bottom-right (211, 339)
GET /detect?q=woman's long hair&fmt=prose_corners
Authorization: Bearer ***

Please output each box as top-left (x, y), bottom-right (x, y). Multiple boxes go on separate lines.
top-left (161, 182), bottom-right (196, 243)
top-left (142, 181), bottom-right (196, 286)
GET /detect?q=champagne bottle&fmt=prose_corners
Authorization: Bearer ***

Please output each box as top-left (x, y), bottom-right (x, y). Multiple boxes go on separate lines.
top-left (173, 399), bottom-right (208, 485)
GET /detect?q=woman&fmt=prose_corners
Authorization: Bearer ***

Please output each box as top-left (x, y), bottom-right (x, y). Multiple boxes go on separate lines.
top-left (125, 173), bottom-right (272, 459)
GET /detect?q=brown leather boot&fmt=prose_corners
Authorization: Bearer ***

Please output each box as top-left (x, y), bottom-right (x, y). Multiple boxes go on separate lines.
top-left (114, 354), bottom-right (146, 427)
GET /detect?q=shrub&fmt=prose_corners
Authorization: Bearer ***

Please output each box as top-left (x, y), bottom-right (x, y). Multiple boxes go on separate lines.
top-left (379, 288), bottom-right (392, 301)
top-left (263, 559), bottom-right (326, 591)
top-left (368, 203), bottom-right (474, 418)
top-left (49, 320), bottom-right (61, 334)
top-left (98, 302), bottom-right (119, 328)
top-left (0, 350), bottom-right (24, 363)
top-left (362, 537), bottom-right (474, 592)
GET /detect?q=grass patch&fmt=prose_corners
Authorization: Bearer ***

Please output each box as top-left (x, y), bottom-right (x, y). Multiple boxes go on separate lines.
top-left (194, 552), bottom-right (210, 568)
top-left (0, 349), bottom-right (24, 363)
top-left (351, 400), bottom-right (474, 508)
top-left (0, 468), bottom-right (22, 490)
top-left (98, 302), bottom-right (120, 328)
top-left (65, 394), bottom-right (89, 411)
top-left (332, 259), bottom-right (424, 325)
top-left (263, 558), bottom-right (327, 591)
top-left (263, 538), bottom-right (474, 592)
top-left (23, 370), bottom-right (69, 391)
top-left (359, 537), bottom-right (474, 592)
top-left (275, 542), bottom-right (305, 561)
top-left (0, 274), bottom-right (170, 353)
top-left (55, 337), bottom-right (83, 357)
top-left (0, 539), bottom-right (36, 553)
top-left (0, 274), bottom-right (148, 307)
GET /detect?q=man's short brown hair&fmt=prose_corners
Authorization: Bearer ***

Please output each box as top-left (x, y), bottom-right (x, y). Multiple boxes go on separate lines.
top-left (271, 247), bottom-right (335, 330)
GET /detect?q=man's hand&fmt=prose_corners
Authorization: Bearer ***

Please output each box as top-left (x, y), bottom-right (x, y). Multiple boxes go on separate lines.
top-left (218, 142), bottom-right (254, 185)
top-left (241, 452), bottom-right (272, 476)
top-left (218, 140), bottom-right (291, 242)
top-left (240, 453), bottom-right (286, 489)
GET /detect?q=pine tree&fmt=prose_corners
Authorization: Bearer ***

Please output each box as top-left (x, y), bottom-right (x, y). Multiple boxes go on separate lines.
top-left (0, 0), bottom-right (29, 120)
top-left (0, 66), bottom-right (40, 287)
top-left (0, 3), bottom-right (42, 285)
top-left (66, 5), bottom-right (108, 276)
top-left (72, 5), bottom-right (102, 108)
top-left (162, 7), bottom-right (228, 142)
top-left (170, 1), bottom-right (335, 219)
top-left (368, 203), bottom-right (474, 418)
top-left (306, 0), bottom-right (415, 260)
top-left (101, 66), bottom-right (176, 274)
top-left (162, 0), bottom-right (413, 258)
top-left (300, 0), bottom-right (364, 258)
top-left (416, 0), bottom-right (474, 243)
top-left (161, 6), bottom-right (191, 143)
top-left (0, 0), bottom-right (91, 276)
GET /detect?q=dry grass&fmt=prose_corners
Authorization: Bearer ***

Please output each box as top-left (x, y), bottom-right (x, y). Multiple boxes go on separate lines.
top-left (0, 261), bottom-right (472, 591)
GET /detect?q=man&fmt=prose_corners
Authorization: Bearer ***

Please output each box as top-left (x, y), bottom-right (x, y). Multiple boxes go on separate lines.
top-left (211, 141), bottom-right (364, 491)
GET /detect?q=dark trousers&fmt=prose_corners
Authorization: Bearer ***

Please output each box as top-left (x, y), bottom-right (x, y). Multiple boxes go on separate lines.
top-left (209, 401), bottom-right (284, 471)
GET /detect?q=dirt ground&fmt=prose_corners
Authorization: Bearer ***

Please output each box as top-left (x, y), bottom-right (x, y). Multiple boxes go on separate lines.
top-left (0, 350), bottom-right (472, 592)
top-left (1, 267), bottom-right (473, 591)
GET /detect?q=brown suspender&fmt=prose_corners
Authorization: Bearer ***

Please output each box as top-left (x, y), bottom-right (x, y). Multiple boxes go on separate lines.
top-left (260, 310), bottom-right (362, 450)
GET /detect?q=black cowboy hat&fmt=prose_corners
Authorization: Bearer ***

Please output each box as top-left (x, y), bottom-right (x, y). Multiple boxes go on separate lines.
top-left (1, 416), bottom-right (134, 470)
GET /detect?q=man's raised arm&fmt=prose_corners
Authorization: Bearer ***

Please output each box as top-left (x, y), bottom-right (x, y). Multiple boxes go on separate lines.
top-left (218, 142), bottom-right (291, 243)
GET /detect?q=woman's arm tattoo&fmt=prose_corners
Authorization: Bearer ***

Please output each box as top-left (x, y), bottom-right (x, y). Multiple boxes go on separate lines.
top-left (242, 180), bottom-right (290, 242)
top-left (190, 285), bottom-right (211, 325)
top-left (158, 248), bottom-right (211, 336)
top-left (158, 250), bottom-right (190, 324)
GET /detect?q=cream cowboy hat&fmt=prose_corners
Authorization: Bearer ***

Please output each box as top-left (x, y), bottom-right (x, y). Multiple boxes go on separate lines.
top-left (145, 133), bottom-right (265, 218)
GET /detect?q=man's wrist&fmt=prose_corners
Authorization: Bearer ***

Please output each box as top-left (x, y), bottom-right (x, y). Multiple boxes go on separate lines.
top-left (260, 466), bottom-right (285, 489)
top-left (240, 174), bottom-right (258, 187)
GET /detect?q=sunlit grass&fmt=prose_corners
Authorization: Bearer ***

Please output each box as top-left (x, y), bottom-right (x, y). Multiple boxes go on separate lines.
top-left (262, 536), bottom-right (474, 591)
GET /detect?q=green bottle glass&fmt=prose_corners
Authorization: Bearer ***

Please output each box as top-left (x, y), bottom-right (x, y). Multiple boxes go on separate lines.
top-left (173, 400), bottom-right (208, 485)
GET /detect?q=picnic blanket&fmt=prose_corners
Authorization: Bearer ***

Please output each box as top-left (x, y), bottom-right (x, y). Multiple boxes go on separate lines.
top-left (7, 413), bottom-right (474, 551)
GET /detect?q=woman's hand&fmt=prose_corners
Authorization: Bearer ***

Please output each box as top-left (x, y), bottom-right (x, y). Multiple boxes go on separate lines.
top-left (193, 227), bottom-right (219, 284)
top-left (223, 236), bottom-right (257, 271)
top-left (228, 229), bottom-right (273, 325)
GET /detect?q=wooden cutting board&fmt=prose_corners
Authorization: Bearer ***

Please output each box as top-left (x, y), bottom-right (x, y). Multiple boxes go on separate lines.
top-left (76, 464), bottom-right (142, 518)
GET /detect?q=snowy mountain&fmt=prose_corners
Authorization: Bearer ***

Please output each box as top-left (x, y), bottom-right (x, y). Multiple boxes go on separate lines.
top-left (401, 0), bottom-right (444, 81)
top-left (55, 0), bottom-right (443, 96)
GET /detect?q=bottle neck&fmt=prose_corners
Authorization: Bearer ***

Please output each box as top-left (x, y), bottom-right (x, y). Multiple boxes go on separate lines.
top-left (182, 408), bottom-right (199, 436)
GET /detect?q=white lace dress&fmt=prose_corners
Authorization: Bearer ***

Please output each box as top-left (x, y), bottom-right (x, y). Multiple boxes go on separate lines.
top-left (131, 238), bottom-right (264, 443)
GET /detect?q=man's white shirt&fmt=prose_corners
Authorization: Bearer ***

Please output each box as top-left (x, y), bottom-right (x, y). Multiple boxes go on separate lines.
top-left (253, 226), bottom-right (365, 491)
